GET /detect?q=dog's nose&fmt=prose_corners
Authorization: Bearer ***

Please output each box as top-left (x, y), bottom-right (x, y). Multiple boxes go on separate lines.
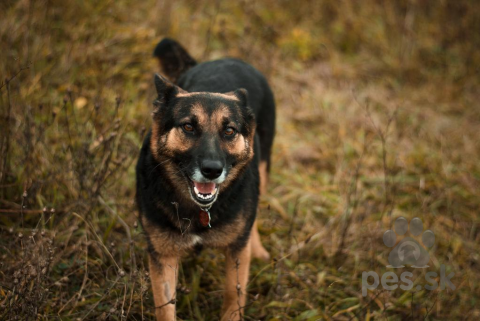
top-left (200, 160), bottom-right (223, 180)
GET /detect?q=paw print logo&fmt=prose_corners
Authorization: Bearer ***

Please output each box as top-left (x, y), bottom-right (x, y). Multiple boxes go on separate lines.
top-left (383, 217), bottom-right (435, 268)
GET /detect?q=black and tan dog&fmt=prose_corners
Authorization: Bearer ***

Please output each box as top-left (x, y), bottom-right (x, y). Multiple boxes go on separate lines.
top-left (136, 38), bottom-right (275, 320)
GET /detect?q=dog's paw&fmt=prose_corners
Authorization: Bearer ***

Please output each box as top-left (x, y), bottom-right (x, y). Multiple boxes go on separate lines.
top-left (251, 245), bottom-right (270, 261)
top-left (221, 305), bottom-right (242, 321)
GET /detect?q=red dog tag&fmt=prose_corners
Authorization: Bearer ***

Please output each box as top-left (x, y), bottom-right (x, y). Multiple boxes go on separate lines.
top-left (199, 209), bottom-right (211, 228)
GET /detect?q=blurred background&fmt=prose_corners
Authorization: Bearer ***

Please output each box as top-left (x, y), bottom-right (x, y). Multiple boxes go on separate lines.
top-left (1, 0), bottom-right (479, 319)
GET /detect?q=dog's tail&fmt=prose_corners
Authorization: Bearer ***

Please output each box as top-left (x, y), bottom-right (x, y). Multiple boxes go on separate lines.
top-left (153, 38), bottom-right (197, 84)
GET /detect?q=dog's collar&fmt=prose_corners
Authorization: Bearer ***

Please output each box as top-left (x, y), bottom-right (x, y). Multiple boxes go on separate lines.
top-left (199, 206), bottom-right (212, 228)
top-left (185, 180), bottom-right (218, 228)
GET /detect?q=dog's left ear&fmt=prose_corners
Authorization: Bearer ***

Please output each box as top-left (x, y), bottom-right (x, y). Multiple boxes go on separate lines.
top-left (153, 74), bottom-right (185, 111)
top-left (234, 88), bottom-right (256, 132)
top-left (234, 88), bottom-right (248, 107)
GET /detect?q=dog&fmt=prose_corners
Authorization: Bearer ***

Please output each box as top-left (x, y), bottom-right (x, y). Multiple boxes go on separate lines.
top-left (136, 38), bottom-right (276, 320)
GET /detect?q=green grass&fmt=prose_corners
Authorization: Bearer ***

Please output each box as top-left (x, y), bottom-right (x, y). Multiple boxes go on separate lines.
top-left (1, 0), bottom-right (479, 320)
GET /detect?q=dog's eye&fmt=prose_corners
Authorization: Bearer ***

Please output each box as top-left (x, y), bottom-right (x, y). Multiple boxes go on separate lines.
top-left (182, 123), bottom-right (194, 133)
top-left (224, 127), bottom-right (236, 136)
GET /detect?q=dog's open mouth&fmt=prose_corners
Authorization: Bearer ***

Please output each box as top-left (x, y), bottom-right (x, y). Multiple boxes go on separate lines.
top-left (188, 179), bottom-right (219, 205)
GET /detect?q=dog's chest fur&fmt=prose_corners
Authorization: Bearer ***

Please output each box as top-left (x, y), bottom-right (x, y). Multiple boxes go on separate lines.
top-left (141, 213), bottom-right (247, 256)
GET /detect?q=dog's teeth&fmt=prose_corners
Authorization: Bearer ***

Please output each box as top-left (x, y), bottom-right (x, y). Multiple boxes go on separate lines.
top-left (192, 184), bottom-right (218, 201)
top-left (196, 192), bottom-right (213, 200)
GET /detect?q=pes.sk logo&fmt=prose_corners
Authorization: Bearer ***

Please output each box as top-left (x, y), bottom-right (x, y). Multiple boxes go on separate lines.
top-left (362, 217), bottom-right (455, 296)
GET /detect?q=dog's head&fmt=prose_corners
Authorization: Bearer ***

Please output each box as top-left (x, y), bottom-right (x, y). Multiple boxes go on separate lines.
top-left (150, 74), bottom-right (256, 207)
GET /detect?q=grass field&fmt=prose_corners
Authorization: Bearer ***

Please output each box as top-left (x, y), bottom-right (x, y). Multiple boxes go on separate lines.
top-left (1, 0), bottom-right (479, 320)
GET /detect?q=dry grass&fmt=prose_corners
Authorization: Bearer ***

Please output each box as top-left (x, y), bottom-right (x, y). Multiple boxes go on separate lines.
top-left (1, 0), bottom-right (479, 320)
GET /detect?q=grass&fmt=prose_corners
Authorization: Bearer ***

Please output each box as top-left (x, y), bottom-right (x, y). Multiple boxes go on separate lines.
top-left (1, 0), bottom-right (479, 320)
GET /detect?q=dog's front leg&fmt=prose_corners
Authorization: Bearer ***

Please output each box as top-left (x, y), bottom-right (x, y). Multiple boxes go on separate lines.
top-left (250, 160), bottom-right (270, 261)
top-left (221, 237), bottom-right (252, 321)
top-left (149, 255), bottom-right (179, 321)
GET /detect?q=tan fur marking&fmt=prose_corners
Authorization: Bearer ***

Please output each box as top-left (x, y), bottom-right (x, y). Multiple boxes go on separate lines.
top-left (142, 216), bottom-right (195, 255)
top-left (165, 127), bottom-right (191, 154)
top-left (150, 123), bottom-right (161, 160)
top-left (202, 216), bottom-right (247, 248)
top-left (221, 237), bottom-right (252, 321)
top-left (190, 103), bottom-right (207, 126)
top-left (211, 104), bottom-right (231, 129)
top-left (220, 134), bottom-right (254, 190)
top-left (251, 161), bottom-right (270, 261)
top-left (226, 135), bottom-right (246, 156)
top-left (151, 124), bottom-right (190, 162)
top-left (209, 104), bottom-right (251, 184)
top-left (149, 255), bottom-right (178, 320)
top-left (250, 219), bottom-right (270, 261)
top-left (142, 211), bottom-right (246, 255)
top-left (258, 161), bottom-right (268, 196)
top-left (220, 161), bottom-right (247, 190)
top-left (176, 91), bottom-right (239, 101)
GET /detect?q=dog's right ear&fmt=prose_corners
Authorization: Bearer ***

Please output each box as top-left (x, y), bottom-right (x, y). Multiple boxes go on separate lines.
top-left (153, 74), bottom-right (185, 111)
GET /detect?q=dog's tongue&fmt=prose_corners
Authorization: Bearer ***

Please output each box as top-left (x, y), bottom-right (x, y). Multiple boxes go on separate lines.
top-left (194, 181), bottom-right (216, 194)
